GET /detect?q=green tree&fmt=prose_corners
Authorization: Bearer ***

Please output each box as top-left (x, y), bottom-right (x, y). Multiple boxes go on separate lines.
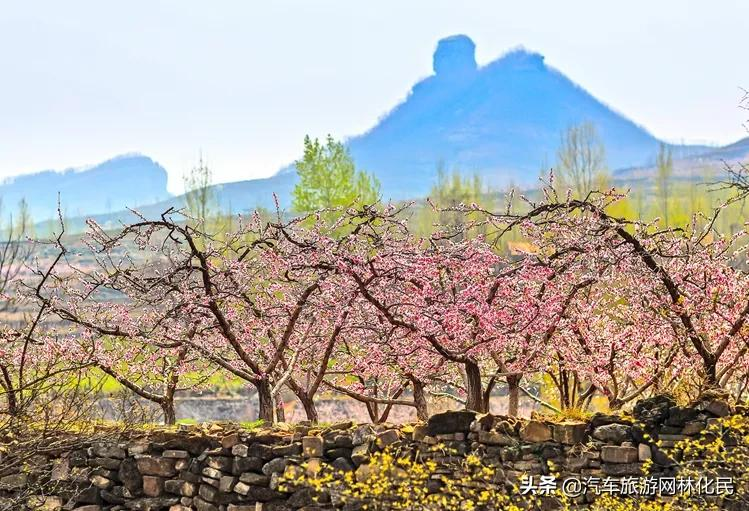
top-left (292, 135), bottom-right (380, 212)
top-left (655, 143), bottom-right (673, 226)
top-left (555, 122), bottom-right (608, 198)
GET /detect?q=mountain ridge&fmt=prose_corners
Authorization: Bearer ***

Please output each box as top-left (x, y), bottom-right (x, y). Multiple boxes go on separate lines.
top-left (6, 35), bottom-right (749, 228)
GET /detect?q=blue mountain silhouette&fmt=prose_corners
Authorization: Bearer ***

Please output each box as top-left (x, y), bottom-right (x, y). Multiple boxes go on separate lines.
top-left (8, 34), bottom-right (745, 226)
top-left (0, 155), bottom-right (170, 221)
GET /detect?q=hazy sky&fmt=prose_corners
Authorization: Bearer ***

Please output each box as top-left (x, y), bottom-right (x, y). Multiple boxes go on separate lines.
top-left (1, 1), bottom-right (747, 193)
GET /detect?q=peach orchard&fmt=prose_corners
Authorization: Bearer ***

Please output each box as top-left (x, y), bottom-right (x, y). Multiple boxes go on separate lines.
top-left (3, 183), bottom-right (749, 425)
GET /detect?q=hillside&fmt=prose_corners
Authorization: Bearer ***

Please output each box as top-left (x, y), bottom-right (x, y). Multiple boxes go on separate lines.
top-left (0, 154), bottom-right (170, 221)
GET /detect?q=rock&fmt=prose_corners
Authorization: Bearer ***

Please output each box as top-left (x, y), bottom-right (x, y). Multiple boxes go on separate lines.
top-left (328, 420), bottom-right (354, 431)
top-left (119, 458), bottom-right (143, 493)
top-left (164, 480), bottom-right (196, 497)
top-left (702, 399), bottom-right (732, 417)
top-left (588, 413), bottom-right (629, 429)
top-left (219, 475), bottom-right (237, 493)
top-left (652, 447), bottom-right (675, 466)
top-left (681, 421), bottom-right (705, 435)
top-left (35, 496), bottom-right (65, 510)
top-left (127, 443), bottom-right (150, 456)
top-left (565, 455), bottom-right (588, 472)
top-left (201, 467), bottom-right (223, 480)
top-left (198, 483), bottom-right (220, 503)
top-left (478, 431), bottom-right (517, 446)
top-left (272, 443), bottom-right (301, 457)
top-left (221, 433), bottom-right (241, 449)
top-left (375, 429), bottom-right (400, 448)
top-left (602, 463), bottom-right (643, 476)
top-left (351, 444), bottom-right (370, 466)
top-left (227, 505), bottom-right (256, 511)
top-left (239, 472), bottom-right (270, 486)
top-left (633, 395), bottom-right (676, 426)
top-left (231, 444), bottom-right (249, 457)
top-left (248, 443), bottom-right (276, 460)
top-left (412, 425), bottom-right (428, 442)
top-left (88, 457), bottom-right (121, 470)
top-left (519, 421), bottom-right (552, 442)
top-left (71, 506), bottom-right (103, 511)
top-left (288, 488), bottom-right (315, 508)
top-left (665, 406), bottom-right (699, 427)
top-left (601, 446), bottom-right (638, 464)
top-left (90, 475), bottom-right (113, 490)
top-left (0, 473), bottom-right (27, 490)
top-left (325, 447), bottom-right (352, 460)
top-left (592, 423), bottom-right (631, 444)
top-left (658, 434), bottom-right (687, 442)
top-left (124, 498), bottom-right (180, 511)
top-left (304, 458), bottom-right (323, 477)
top-left (233, 481), bottom-right (251, 496)
top-left (233, 456), bottom-right (263, 474)
top-left (355, 464), bottom-right (373, 482)
top-left (352, 425), bottom-right (375, 446)
top-left (244, 485), bottom-right (284, 502)
top-left (426, 410), bottom-right (477, 435)
top-left (192, 497), bottom-right (219, 511)
top-left (136, 456), bottom-right (177, 477)
top-left (470, 414), bottom-right (495, 432)
top-left (162, 450), bottom-right (189, 459)
top-left (302, 436), bottom-right (324, 458)
top-left (206, 456), bottom-right (233, 472)
top-left (142, 476), bottom-right (164, 497)
top-left (90, 444), bottom-right (127, 459)
top-left (552, 422), bottom-right (587, 445)
top-left (262, 457), bottom-right (289, 476)
top-left (101, 488), bottom-right (126, 505)
top-left (638, 444), bottom-right (652, 461)
top-left (331, 457), bottom-right (354, 472)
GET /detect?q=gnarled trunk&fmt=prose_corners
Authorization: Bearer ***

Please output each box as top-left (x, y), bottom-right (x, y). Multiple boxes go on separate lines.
top-left (412, 379), bottom-right (429, 421)
top-left (465, 360), bottom-right (487, 413)
top-left (256, 379), bottom-right (274, 423)
top-left (297, 394), bottom-right (318, 423)
top-left (160, 400), bottom-right (176, 426)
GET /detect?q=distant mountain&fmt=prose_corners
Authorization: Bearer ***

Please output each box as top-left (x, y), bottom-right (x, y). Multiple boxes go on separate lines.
top-left (12, 34), bottom-right (749, 230)
top-left (344, 35), bottom-right (714, 199)
top-left (1, 154), bottom-right (170, 221)
top-left (616, 136), bottom-right (749, 182)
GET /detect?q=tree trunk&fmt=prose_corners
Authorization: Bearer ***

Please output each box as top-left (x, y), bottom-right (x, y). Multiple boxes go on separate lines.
top-left (299, 394), bottom-right (318, 423)
top-left (705, 354), bottom-right (718, 387)
top-left (506, 374), bottom-right (521, 417)
top-left (464, 361), bottom-right (487, 413)
top-left (379, 403), bottom-right (395, 423)
top-left (160, 400), bottom-right (176, 426)
top-left (256, 379), bottom-right (274, 423)
top-left (0, 367), bottom-right (18, 417)
top-left (412, 380), bottom-right (429, 420)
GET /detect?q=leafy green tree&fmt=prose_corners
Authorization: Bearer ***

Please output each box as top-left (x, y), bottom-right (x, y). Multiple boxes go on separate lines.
top-left (292, 135), bottom-right (380, 212)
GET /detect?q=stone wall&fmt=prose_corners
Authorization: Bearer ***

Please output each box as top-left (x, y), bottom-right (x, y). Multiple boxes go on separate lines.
top-left (0, 394), bottom-right (738, 511)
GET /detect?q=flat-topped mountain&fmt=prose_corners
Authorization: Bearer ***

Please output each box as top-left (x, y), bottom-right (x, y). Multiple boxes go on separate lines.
top-left (345, 35), bottom-right (711, 199)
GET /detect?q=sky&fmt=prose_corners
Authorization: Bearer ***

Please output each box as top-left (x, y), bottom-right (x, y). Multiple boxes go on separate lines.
top-left (1, 1), bottom-right (747, 194)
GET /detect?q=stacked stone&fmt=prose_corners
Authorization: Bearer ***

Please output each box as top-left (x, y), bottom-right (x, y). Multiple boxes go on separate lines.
top-left (0, 394), bottom-right (740, 511)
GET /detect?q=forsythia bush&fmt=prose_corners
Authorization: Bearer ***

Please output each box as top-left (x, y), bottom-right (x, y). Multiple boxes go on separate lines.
top-left (281, 415), bottom-right (749, 510)
top-left (281, 448), bottom-right (530, 510)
